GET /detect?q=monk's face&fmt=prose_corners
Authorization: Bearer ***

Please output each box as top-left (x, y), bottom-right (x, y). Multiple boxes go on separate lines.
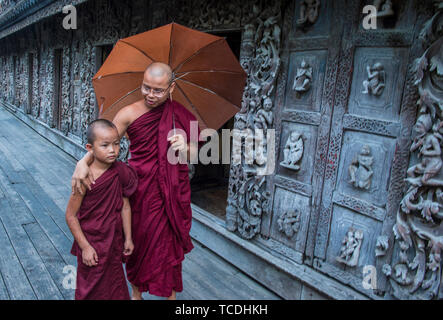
top-left (86, 126), bottom-right (120, 164)
top-left (141, 70), bottom-right (175, 109)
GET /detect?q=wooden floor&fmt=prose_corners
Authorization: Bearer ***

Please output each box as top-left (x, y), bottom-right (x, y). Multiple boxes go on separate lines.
top-left (0, 106), bottom-right (280, 300)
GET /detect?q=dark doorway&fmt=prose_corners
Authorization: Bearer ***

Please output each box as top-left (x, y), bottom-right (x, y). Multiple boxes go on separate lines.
top-left (27, 53), bottom-right (33, 114)
top-left (53, 49), bottom-right (63, 130)
top-left (190, 30), bottom-right (242, 218)
top-left (12, 56), bottom-right (17, 106)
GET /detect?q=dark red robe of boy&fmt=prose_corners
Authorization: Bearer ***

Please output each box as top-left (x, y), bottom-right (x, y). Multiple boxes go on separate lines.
top-left (125, 99), bottom-right (201, 297)
top-left (71, 161), bottom-right (138, 300)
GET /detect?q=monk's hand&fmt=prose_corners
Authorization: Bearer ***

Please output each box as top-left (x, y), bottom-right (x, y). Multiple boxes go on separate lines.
top-left (82, 246), bottom-right (99, 267)
top-left (71, 159), bottom-right (95, 195)
top-left (124, 239), bottom-right (134, 256)
top-left (167, 134), bottom-right (188, 155)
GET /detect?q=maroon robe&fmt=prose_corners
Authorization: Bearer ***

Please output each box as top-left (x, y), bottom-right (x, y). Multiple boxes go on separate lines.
top-left (70, 161), bottom-right (138, 300)
top-left (125, 99), bottom-right (201, 297)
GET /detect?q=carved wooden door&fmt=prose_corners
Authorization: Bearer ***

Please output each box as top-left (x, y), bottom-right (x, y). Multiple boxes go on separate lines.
top-left (262, 0), bottom-right (426, 298)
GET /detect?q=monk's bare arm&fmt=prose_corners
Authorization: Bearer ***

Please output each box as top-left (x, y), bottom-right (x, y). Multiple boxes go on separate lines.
top-left (71, 152), bottom-right (95, 195)
top-left (65, 189), bottom-right (98, 266)
top-left (113, 106), bottom-right (133, 139)
top-left (121, 197), bottom-right (134, 255)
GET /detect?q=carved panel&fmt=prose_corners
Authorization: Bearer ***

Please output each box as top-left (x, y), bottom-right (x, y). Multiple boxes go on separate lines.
top-left (284, 50), bottom-right (327, 112)
top-left (318, 205), bottom-right (383, 279)
top-left (292, 0), bottom-right (331, 37)
top-left (269, 186), bottom-right (311, 254)
top-left (277, 121), bottom-right (318, 185)
top-left (348, 47), bottom-right (408, 122)
top-left (336, 131), bottom-right (395, 208)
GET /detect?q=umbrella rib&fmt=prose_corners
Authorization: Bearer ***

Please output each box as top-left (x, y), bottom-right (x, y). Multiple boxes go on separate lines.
top-left (93, 71), bottom-right (144, 81)
top-left (173, 38), bottom-right (225, 74)
top-left (101, 86), bottom-right (141, 117)
top-left (119, 40), bottom-right (157, 64)
top-left (175, 83), bottom-right (206, 123)
top-left (175, 70), bottom-right (245, 76)
top-left (168, 23), bottom-right (174, 66)
top-left (177, 78), bottom-right (241, 110)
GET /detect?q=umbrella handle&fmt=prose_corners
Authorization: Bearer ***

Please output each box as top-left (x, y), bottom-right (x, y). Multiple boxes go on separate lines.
top-left (172, 102), bottom-right (176, 136)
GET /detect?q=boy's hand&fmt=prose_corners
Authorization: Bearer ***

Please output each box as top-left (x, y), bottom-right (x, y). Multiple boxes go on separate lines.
top-left (82, 246), bottom-right (99, 267)
top-left (123, 239), bottom-right (134, 256)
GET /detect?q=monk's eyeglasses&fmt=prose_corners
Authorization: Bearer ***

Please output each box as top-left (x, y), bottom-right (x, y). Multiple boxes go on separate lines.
top-left (141, 82), bottom-right (174, 97)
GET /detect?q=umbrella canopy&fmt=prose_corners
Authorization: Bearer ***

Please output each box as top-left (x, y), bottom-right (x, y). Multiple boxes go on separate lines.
top-left (93, 23), bottom-right (246, 130)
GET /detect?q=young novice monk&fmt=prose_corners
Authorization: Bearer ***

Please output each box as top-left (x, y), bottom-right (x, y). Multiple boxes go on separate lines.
top-left (65, 119), bottom-right (138, 300)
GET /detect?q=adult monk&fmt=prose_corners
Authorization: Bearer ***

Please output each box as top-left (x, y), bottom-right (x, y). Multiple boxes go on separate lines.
top-left (71, 62), bottom-right (201, 300)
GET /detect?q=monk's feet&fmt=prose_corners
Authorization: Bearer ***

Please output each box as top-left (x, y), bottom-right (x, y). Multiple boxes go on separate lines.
top-left (131, 294), bottom-right (143, 300)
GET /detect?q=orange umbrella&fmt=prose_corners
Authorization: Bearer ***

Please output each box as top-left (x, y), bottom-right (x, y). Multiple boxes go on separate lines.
top-left (92, 23), bottom-right (246, 130)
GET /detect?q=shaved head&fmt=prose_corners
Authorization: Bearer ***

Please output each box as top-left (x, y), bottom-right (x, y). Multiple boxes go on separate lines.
top-left (86, 119), bottom-right (118, 144)
top-left (145, 62), bottom-right (174, 84)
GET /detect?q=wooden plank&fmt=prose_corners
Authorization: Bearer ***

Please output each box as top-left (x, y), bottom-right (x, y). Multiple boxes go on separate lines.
top-left (23, 222), bottom-right (75, 300)
top-left (19, 171), bottom-right (73, 241)
top-left (187, 246), bottom-right (271, 300)
top-left (0, 270), bottom-right (10, 299)
top-left (189, 242), bottom-right (280, 299)
top-left (0, 216), bottom-right (36, 300)
top-left (0, 139), bottom-right (25, 184)
top-left (0, 133), bottom-right (70, 201)
top-left (0, 168), bottom-right (35, 225)
top-left (0, 199), bottom-right (63, 300)
top-left (11, 182), bottom-right (76, 266)
top-left (182, 256), bottom-right (245, 300)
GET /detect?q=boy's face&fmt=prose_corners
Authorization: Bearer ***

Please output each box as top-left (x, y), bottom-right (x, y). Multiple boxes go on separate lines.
top-left (86, 126), bottom-right (120, 164)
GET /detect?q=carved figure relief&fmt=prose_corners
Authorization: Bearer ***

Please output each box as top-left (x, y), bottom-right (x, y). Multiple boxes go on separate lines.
top-left (277, 209), bottom-right (301, 238)
top-left (253, 97), bottom-right (274, 130)
top-left (406, 113), bottom-right (442, 187)
top-left (336, 228), bottom-right (364, 267)
top-left (348, 145), bottom-right (374, 190)
top-left (373, 0), bottom-right (395, 19)
top-left (296, 0), bottom-right (320, 28)
top-left (382, 3), bottom-right (443, 300)
top-left (292, 60), bottom-right (312, 98)
top-left (375, 235), bottom-right (389, 257)
top-left (280, 131), bottom-right (304, 171)
top-left (362, 63), bottom-right (386, 96)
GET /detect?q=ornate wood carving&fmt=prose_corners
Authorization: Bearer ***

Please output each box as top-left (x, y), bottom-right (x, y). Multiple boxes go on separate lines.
top-left (336, 228), bottom-right (364, 267)
top-left (226, 0), bottom-right (282, 240)
top-left (382, 1), bottom-right (443, 300)
top-left (348, 145), bottom-right (374, 190)
top-left (296, 0), bottom-right (320, 29)
top-left (277, 208), bottom-right (301, 238)
top-left (280, 131), bottom-right (304, 171)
